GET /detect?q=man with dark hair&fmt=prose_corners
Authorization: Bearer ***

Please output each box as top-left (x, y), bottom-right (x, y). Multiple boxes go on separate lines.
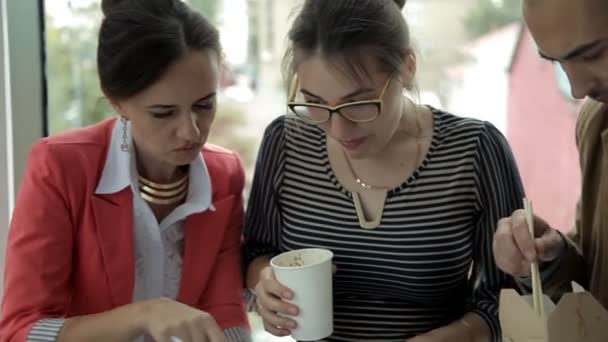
top-left (493, 0), bottom-right (608, 308)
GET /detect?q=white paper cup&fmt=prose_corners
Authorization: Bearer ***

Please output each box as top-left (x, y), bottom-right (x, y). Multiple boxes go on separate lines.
top-left (270, 248), bottom-right (334, 341)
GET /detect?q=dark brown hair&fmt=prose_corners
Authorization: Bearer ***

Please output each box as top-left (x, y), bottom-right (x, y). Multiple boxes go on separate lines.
top-left (98, 0), bottom-right (220, 101)
top-left (283, 0), bottom-right (411, 86)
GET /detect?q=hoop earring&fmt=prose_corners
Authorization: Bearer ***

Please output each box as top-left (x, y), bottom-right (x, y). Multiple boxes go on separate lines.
top-left (120, 116), bottom-right (129, 152)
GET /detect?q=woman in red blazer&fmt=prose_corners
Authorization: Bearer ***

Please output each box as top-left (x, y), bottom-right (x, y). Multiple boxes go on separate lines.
top-left (0, 0), bottom-right (249, 341)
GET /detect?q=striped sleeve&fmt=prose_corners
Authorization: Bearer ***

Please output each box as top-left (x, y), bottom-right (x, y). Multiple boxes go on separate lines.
top-left (243, 116), bottom-right (287, 267)
top-left (26, 319), bottom-right (251, 342)
top-left (468, 122), bottom-right (524, 342)
top-left (27, 318), bottom-right (64, 341)
top-left (224, 326), bottom-right (252, 342)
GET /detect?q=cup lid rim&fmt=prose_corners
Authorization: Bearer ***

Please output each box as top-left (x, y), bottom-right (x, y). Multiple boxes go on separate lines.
top-left (270, 248), bottom-right (334, 270)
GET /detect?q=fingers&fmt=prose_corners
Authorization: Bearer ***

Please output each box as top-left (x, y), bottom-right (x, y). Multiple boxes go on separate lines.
top-left (257, 300), bottom-right (297, 330)
top-left (170, 336), bottom-right (193, 342)
top-left (256, 268), bottom-right (299, 317)
top-left (494, 209), bottom-right (563, 277)
top-left (511, 210), bottom-right (537, 262)
top-left (262, 320), bottom-right (291, 337)
top-left (494, 217), bottom-right (531, 276)
top-left (144, 299), bottom-right (222, 342)
top-left (259, 267), bottom-right (294, 300)
top-left (535, 229), bottom-right (566, 262)
top-left (151, 331), bottom-right (190, 342)
top-left (255, 267), bottom-right (299, 336)
top-left (513, 210), bottom-right (560, 262)
top-left (256, 287), bottom-right (299, 315)
top-left (188, 323), bottom-right (207, 342)
top-left (201, 316), bottom-right (224, 342)
top-left (254, 266), bottom-right (300, 336)
top-left (532, 214), bottom-right (551, 236)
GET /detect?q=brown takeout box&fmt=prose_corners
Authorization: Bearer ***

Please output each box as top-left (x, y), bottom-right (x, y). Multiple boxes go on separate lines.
top-left (499, 283), bottom-right (608, 342)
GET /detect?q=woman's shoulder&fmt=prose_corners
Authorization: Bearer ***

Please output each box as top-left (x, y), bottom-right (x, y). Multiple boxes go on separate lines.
top-left (29, 118), bottom-right (115, 174)
top-left (431, 107), bottom-right (491, 134)
top-left (202, 144), bottom-right (245, 197)
top-left (20, 119), bottom-right (116, 211)
top-left (202, 143), bottom-right (242, 171)
top-left (41, 117), bottom-right (115, 148)
top-left (430, 107), bottom-right (505, 144)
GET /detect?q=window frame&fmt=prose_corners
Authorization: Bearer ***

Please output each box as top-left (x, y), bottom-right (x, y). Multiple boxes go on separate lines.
top-left (0, 0), bottom-right (46, 295)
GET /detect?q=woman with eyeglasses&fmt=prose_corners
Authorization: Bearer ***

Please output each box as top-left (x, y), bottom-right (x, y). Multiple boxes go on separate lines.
top-left (244, 0), bottom-right (523, 341)
top-left (0, 0), bottom-right (249, 341)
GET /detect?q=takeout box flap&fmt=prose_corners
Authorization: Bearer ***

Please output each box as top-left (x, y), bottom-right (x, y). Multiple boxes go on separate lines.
top-left (546, 292), bottom-right (608, 342)
top-left (500, 289), bottom-right (608, 342)
top-left (500, 289), bottom-right (548, 341)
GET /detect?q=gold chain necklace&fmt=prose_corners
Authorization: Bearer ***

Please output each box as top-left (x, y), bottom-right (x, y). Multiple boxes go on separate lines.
top-left (343, 107), bottom-right (427, 191)
top-left (343, 154), bottom-right (388, 190)
top-left (138, 174), bottom-right (188, 205)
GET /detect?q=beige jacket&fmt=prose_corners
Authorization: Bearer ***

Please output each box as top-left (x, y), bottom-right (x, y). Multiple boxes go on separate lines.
top-left (543, 99), bottom-right (608, 308)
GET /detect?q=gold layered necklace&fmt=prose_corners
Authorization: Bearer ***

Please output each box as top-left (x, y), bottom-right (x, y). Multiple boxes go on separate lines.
top-left (138, 174), bottom-right (189, 205)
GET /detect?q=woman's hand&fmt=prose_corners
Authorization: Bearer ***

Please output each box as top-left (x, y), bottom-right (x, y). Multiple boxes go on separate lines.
top-left (254, 265), bottom-right (300, 336)
top-left (137, 297), bottom-right (225, 342)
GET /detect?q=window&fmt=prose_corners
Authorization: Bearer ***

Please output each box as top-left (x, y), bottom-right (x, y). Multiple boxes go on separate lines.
top-left (1, 0), bottom-right (46, 297)
top-left (37, 0), bottom-right (581, 339)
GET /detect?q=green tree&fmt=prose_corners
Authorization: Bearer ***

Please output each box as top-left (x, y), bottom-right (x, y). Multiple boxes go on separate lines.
top-left (464, 0), bottom-right (521, 39)
top-left (46, 6), bottom-right (110, 134)
top-left (188, 0), bottom-right (221, 23)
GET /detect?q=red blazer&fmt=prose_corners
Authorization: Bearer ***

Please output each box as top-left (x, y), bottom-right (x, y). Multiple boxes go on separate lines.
top-left (0, 119), bottom-right (248, 341)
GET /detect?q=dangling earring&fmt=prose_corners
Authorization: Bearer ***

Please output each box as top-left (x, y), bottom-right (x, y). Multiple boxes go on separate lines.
top-left (120, 116), bottom-right (129, 152)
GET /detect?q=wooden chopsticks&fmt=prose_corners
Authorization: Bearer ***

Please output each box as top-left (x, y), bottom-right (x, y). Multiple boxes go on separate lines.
top-left (523, 198), bottom-right (545, 317)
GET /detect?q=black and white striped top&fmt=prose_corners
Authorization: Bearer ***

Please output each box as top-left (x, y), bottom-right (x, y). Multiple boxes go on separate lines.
top-left (244, 109), bottom-right (524, 341)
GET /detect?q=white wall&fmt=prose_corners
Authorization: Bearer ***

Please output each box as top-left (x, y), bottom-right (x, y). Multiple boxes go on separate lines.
top-left (444, 24), bottom-right (520, 134)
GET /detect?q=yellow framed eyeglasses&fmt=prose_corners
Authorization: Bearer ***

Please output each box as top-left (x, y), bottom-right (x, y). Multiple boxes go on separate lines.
top-left (287, 77), bottom-right (392, 124)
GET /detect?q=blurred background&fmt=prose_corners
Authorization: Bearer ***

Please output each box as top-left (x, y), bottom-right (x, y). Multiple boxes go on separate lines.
top-left (0, 1), bottom-right (581, 340)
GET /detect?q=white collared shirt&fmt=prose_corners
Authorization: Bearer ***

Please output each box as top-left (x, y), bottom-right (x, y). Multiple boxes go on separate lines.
top-left (96, 119), bottom-right (213, 303)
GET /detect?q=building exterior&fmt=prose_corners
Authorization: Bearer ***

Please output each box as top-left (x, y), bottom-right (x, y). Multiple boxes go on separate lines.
top-left (406, 0), bottom-right (478, 98)
top-left (507, 27), bottom-right (582, 232)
